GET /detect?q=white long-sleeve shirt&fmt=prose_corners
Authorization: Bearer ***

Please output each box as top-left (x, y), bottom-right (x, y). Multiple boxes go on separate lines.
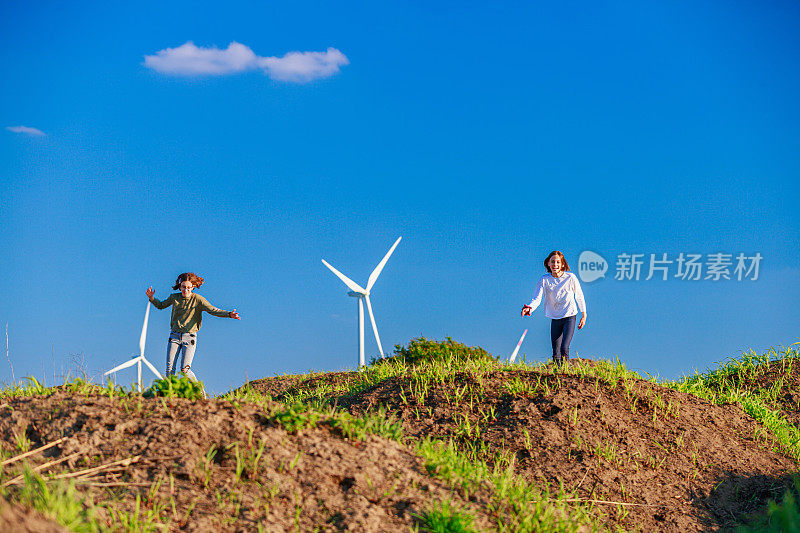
top-left (527, 271), bottom-right (587, 319)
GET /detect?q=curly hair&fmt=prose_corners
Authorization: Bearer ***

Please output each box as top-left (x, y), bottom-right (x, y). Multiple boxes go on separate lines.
top-left (543, 250), bottom-right (571, 273)
top-left (172, 272), bottom-right (205, 290)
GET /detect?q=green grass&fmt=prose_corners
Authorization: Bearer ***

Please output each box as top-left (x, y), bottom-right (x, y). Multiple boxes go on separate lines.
top-left (107, 491), bottom-right (168, 533)
top-left (269, 402), bottom-right (322, 433)
top-left (415, 439), bottom-right (603, 532)
top-left (0, 376), bottom-right (132, 400)
top-left (415, 499), bottom-right (476, 532)
top-left (329, 405), bottom-right (404, 441)
top-left (0, 376), bottom-right (53, 399)
top-left (15, 468), bottom-right (102, 532)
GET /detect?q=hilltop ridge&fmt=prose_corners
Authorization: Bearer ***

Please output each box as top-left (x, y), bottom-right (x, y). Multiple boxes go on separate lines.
top-left (0, 339), bottom-right (798, 531)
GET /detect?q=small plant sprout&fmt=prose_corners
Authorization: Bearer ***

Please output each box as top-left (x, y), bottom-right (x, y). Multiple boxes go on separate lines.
top-left (522, 429), bottom-right (533, 450)
top-left (199, 445), bottom-right (217, 489)
top-left (568, 406), bottom-right (579, 427)
top-left (13, 429), bottom-right (31, 452)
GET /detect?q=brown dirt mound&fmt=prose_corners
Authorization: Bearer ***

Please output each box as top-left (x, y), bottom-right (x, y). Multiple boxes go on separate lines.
top-left (0, 502), bottom-right (68, 533)
top-left (318, 368), bottom-right (798, 532)
top-left (246, 371), bottom-right (359, 401)
top-left (0, 392), bottom-right (495, 532)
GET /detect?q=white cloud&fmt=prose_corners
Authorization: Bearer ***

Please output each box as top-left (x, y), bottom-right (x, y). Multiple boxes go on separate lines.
top-left (144, 42), bottom-right (348, 82)
top-left (144, 41), bottom-right (259, 76)
top-left (5, 125), bottom-right (45, 136)
top-left (258, 47), bottom-right (350, 82)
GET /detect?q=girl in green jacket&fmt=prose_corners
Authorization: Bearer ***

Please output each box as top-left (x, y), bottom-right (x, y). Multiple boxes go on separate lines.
top-left (146, 272), bottom-right (240, 385)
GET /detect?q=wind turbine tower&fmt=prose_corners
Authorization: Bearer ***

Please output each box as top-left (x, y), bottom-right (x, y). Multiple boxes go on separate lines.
top-left (322, 237), bottom-right (401, 369)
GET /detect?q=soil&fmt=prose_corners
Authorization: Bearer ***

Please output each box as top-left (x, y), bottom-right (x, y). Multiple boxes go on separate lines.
top-left (250, 361), bottom-right (800, 532)
top-left (5, 357), bottom-right (800, 532)
top-left (0, 392), bottom-right (495, 532)
top-left (0, 502), bottom-right (68, 533)
top-left (246, 371), bottom-right (359, 402)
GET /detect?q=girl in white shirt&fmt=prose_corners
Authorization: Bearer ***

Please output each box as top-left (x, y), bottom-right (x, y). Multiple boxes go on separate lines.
top-left (521, 251), bottom-right (587, 365)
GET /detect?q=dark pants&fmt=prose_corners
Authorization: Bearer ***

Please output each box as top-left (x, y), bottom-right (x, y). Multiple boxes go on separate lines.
top-left (551, 315), bottom-right (576, 365)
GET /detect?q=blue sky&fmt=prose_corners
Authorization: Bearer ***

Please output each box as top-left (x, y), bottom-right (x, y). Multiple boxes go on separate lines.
top-left (2, 1), bottom-right (798, 395)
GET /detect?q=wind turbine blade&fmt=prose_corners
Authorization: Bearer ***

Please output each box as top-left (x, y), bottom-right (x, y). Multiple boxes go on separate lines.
top-left (366, 237), bottom-right (402, 292)
top-left (105, 357), bottom-right (140, 375)
top-left (364, 296), bottom-right (384, 357)
top-left (321, 259), bottom-right (365, 293)
top-left (139, 302), bottom-right (150, 357)
top-left (509, 329), bottom-right (528, 363)
top-left (141, 357), bottom-right (163, 380)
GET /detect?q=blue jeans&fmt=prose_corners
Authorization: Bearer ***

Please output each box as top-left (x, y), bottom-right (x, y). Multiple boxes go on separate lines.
top-left (551, 315), bottom-right (576, 364)
top-left (166, 332), bottom-right (199, 382)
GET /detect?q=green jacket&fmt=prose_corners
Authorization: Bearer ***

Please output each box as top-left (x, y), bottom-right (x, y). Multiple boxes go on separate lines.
top-left (149, 293), bottom-right (230, 333)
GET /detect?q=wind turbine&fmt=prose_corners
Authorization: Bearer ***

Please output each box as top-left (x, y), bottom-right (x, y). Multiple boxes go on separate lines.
top-left (322, 237), bottom-right (401, 369)
top-left (509, 329), bottom-right (528, 364)
top-left (105, 302), bottom-right (163, 392)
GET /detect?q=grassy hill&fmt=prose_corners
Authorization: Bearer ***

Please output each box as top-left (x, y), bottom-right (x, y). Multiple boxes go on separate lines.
top-left (0, 338), bottom-right (799, 532)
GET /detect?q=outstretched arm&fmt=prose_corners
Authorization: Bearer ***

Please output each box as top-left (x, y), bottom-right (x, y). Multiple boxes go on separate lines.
top-left (146, 287), bottom-right (173, 309)
top-left (521, 278), bottom-right (544, 317)
top-left (197, 295), bottom-right (241, 320)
